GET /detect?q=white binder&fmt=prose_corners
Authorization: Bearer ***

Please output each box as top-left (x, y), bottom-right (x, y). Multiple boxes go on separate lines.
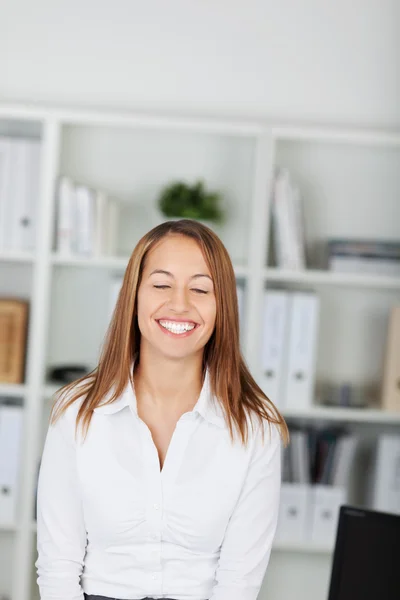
top-left (372, 434), bottom-right (400, 515)
top-left (0, 405), bottom-right (24, 527)
top-left (274, 483), bottom-right (310, 544)
top-left (75, 185), bottom-right (96, 256)
top-left (56, 176), bottom-right (76, 254)
top-left (0, 138), bottom-right (13, 251)
top-left (284, 292), bottom-right (320, 410)
top-left (260, 290), bottom-right (291, 408)
top-left (9, 139), bottom-right (41, 252)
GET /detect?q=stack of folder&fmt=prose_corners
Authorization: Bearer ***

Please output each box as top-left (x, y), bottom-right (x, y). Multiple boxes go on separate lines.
top-left (261, 289), bottom-right (320, 410)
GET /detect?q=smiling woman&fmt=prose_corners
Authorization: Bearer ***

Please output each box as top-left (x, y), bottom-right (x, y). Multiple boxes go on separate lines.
top-left (35, 219), bottom-right (288, 600)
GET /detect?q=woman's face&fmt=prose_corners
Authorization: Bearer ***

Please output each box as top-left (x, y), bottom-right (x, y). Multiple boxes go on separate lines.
top-left (137, 234), bottom-right (217, 361)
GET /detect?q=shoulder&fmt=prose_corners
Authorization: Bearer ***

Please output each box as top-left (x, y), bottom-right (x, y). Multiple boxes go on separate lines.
top-left (50, 382), bottom-right (88, 442)
top-left (248, 415), bottom-right (282, 460)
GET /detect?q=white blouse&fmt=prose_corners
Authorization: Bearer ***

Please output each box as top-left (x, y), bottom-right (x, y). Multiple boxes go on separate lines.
top-left (35, 372), bottom-right (281, 600)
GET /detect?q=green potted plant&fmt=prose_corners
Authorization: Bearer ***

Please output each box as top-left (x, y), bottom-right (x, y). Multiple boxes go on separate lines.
top-left (157, 180), bottom-right (224, 225)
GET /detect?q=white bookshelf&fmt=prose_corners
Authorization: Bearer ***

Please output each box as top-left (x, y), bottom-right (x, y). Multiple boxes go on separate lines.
top-left (0, 102), bottom-right (400, 600)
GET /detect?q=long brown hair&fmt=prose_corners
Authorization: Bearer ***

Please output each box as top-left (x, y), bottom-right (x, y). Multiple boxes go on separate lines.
top-left (51, 219), bottom-right (288, 446)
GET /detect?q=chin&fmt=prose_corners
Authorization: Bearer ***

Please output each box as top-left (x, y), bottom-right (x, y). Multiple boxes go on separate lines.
top-left (151, 342), bottom-right (202, 362)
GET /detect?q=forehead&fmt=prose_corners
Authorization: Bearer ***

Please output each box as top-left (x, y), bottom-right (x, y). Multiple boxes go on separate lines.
top-left (144, 234), bottom-right (210, 273)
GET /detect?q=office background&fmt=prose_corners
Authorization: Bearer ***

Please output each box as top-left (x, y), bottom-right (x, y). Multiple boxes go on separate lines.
top-left (1, 2), bottom-right (400, 600)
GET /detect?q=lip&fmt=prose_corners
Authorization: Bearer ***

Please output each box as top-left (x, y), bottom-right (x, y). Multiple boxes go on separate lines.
top-left (156, 317), bottom-right (198, 324)
top-left (156, 318), bottom-right (199, 338)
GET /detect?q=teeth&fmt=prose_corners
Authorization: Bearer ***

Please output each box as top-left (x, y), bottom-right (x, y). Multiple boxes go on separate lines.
top-left (159, 320), bottom-right (195, 334)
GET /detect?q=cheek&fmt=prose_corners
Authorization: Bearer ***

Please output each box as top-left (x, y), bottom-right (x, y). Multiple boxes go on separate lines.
top-left (203, 300), bottom-right (217, 331)
top-left (136, 289), bottom-right (153, 330)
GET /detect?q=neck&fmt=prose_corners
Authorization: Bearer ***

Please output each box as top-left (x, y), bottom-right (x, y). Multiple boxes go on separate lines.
top-left (133, 345), bottom-right (204, 410)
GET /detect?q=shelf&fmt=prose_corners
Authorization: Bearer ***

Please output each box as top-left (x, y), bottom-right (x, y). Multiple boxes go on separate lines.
top-left (0, 383), bottom-right (28, 398)
top-left (282, 405), bottom-right (400, 425)
top-left (50, 253), bottom-right (248, 278)
top-left (272, 540), bottom-right (333, 554)
top-left (0, 251), bottom-right (35, 264)
top-left (264, 268), bottom-right (400, 290)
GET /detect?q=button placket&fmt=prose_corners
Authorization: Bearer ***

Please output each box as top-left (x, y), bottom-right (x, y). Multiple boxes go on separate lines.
top-left (139, 421), bottom-right (163, 545)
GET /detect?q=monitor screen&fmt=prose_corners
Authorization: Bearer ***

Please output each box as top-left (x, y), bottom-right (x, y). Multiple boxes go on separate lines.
top-left (328, 506), bottom-right (400, 600)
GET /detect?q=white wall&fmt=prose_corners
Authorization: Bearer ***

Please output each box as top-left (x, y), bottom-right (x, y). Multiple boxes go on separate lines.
top-left (1, 0), bottom-right (399, 127)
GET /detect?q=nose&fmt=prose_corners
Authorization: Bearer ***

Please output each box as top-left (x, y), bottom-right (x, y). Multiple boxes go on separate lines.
top-left (167, 286), bottom-right (190, 314)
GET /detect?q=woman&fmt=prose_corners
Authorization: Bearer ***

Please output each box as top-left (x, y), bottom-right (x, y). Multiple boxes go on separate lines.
top-left (36, 219), bottom-right (288, 600)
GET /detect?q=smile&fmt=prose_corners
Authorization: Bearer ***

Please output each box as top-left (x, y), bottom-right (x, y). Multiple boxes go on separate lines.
top-left (157, 319), bottom-right (197, 336)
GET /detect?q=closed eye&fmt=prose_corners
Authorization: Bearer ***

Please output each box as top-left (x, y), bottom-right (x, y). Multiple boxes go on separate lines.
top-left (153, 285), bottom-right (170, 289)
top-left (192, 289), bottom-right (208, 294)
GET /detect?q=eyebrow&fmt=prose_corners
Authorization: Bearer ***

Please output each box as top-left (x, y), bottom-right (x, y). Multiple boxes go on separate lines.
top-left (149, 269), bottom-right (213, 281)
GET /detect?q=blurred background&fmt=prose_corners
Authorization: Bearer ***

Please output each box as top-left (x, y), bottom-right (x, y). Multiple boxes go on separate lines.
top-left (0, 2), bottom-right (400, 600)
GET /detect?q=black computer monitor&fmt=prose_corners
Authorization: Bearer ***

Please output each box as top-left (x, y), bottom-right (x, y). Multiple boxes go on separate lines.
top-left (327, 505), bottom-right (400, 600)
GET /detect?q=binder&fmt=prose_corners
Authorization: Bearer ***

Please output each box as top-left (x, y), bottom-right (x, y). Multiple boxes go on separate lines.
top-left (9, 139), bottom-right (41, 252)
top-left (372, 434), bottom-right (400, 515)
top-left (75, 185), bottom-right (96, 256)
top-left (331, 435), bottom-right (358, 488)
top-left (0, 138), bottom-right (12, 251)
top-left (310, 484), bottom-right (346, 546)
top-left (284, 292), bottom-right (320, 410)
top-left (271, 169), bottom-right (305, 269)
top-left (0, 405), bottom-right (24, 526)
top-left (289, 429), bottom-right (311, 484)
top-left (55, 176), bottom-right (75, 254)
top-left (0, 138), bottom-right (41, 252)
top-left (272, 169), bottom-right (293, 268)
top-left (381, 306), bottom-right (400, 411)
top-left (260, 290), bottom-right (291, 408)
top-left (274, 483), bottom-right (310, 544)
top-left (21, 139), bottom-right (41, 251)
